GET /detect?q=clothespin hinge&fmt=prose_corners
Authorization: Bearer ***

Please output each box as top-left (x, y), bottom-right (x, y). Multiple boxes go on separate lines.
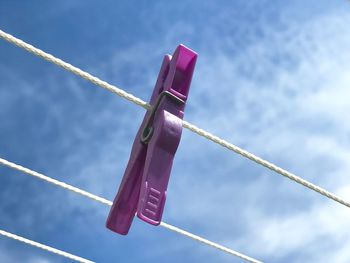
top-left (141, 91), bottom-right (185, 144)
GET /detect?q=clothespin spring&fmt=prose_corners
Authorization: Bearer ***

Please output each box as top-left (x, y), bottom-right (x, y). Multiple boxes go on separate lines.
top-left (141, 91), bottom-right (185, 144)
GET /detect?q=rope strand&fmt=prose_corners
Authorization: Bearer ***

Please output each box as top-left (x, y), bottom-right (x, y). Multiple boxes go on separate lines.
top-left (0, 229), bottom-right (94, 263)
top-left (0, 157), bottom-right (262, 263)
top-left (0, 29), bottom-right (149, 110)
top-left (0, 29), bottom-right (347, 209)
top-left (182, 121), bottom-right (350, 208)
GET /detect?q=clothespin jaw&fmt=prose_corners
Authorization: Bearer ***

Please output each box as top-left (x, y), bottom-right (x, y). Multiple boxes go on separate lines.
top-left (106, 44), bottom-right (197, 235)
top-left (136, 103), bottom-right (184, 225)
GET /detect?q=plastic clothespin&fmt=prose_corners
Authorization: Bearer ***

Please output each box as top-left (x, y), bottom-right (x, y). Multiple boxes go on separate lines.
top-left (106, 45), bottom-right (197, 235)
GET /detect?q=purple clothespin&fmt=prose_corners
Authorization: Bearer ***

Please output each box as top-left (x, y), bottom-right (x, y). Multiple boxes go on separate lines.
top-left (106, 45), bottom-right (197, 235)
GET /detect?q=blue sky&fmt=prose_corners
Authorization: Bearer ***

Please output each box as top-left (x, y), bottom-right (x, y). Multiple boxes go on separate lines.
top-left (1, 1), bottom-right (350, 262)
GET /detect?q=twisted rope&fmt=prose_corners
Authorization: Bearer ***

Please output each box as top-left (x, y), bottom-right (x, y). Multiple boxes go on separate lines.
top-left (0, 157), bottom-right (262, 263)
top-left (0, 229), bottom-right (94, 263)
top-left (0, 29), bottom-right (345, 209)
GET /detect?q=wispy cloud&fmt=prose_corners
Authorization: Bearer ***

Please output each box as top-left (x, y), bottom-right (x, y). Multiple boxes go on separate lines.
top-left (170, 9), bottom-right (350, 263)
top-left (0, 241), bottom-right (57, 263)
top-left (1, 2), bottom-right (350, 263)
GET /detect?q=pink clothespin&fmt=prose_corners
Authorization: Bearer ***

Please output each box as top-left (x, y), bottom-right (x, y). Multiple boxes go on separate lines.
top-left (106, 45), bottom-right (197, 235)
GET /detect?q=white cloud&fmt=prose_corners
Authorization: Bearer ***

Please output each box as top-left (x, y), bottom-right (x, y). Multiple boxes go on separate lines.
top-left (163, 9), bottom-right (350, 263)
top-left (43, 6), bottom-right (350, 263)
top-left (1, 3), bottom-right (350, 263)
top-left (0, 242), bottom-right (56, 263)
top-left (50, 8), bottom-right (350, 262)
top-left (237, 186), bottom-right (350, 263)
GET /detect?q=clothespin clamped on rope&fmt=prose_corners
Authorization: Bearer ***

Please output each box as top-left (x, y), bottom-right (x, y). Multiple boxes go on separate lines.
top-left (106, 45), bottom-right (197, 235)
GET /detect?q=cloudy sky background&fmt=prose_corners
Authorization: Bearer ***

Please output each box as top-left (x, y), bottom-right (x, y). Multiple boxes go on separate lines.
top-left (1, 1), bottom-right (350, 262)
